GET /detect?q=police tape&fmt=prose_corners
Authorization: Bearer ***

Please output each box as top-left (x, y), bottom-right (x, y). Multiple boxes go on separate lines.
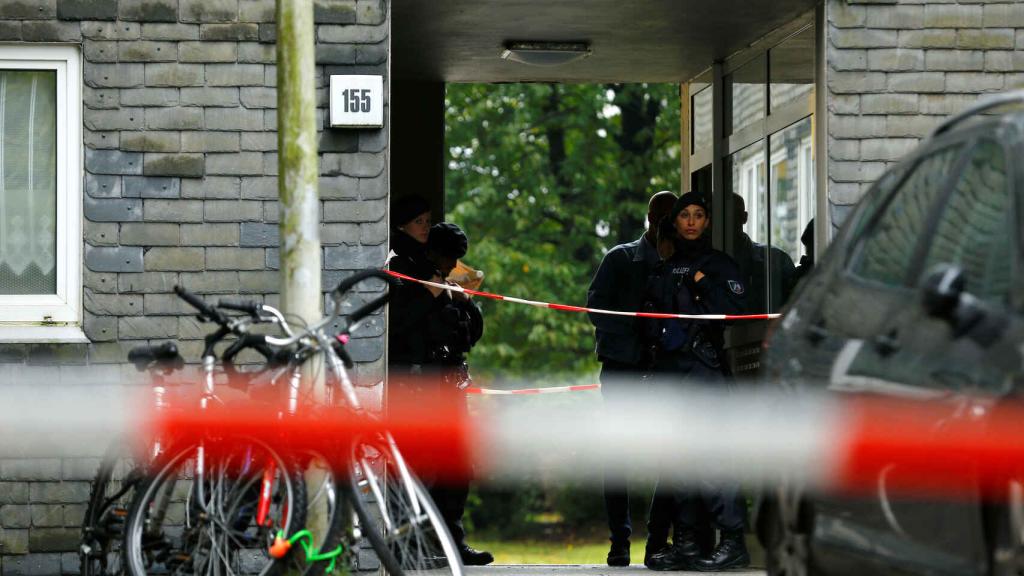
top-left (465, 383), bottom-right (600, 395)
top-left (7, 377), bottom-right (1024, 499)
top-left (384, 269), bottom-right (781, 321)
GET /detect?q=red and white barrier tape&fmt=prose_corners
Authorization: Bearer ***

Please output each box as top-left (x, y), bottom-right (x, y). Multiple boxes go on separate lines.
top-left (9, 378), bottom-right (1024, 498)
top-left (465, 383), bottom-right (600, 395)
top-left (385, 269), bottom-right (780, 321)
top-left (9, 374), bottom-right (1024, 498)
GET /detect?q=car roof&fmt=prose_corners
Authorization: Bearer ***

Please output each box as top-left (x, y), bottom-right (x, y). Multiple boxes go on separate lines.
top-left (929, 90), bottom-right (1024, 142)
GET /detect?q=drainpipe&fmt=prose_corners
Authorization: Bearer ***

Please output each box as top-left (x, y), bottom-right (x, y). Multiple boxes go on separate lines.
top-left (277, 0), bottom-right (330, 555)
top-left (276, 0), bottom-right (322, 387)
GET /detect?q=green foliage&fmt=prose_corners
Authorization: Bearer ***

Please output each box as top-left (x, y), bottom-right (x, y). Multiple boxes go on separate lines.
top-left (444, 83), bottom-right (681, 378)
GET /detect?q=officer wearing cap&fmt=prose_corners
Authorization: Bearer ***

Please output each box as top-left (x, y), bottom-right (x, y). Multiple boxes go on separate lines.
top-left (643, 192), bottom-right (750, 572)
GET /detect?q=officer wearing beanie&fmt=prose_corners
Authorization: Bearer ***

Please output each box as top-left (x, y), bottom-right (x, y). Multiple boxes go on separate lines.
top-left (423, 222), bottom-right (493, 566)
top-left (643, 192), bottom-right (750, 572)
top-left (389, 195), bottom-right (443, 368)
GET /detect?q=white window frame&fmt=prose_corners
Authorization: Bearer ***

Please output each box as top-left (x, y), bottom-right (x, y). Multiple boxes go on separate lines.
top-left (0, 45), bottom-right (85, 343)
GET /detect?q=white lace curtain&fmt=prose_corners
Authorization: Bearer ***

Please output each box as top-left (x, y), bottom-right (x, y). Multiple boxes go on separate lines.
top-left (0, 70), bottom-right (57, 295)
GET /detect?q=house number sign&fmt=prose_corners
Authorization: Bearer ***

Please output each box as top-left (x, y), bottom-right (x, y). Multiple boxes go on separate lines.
top-left (329, 75), bottom-right (384, 128)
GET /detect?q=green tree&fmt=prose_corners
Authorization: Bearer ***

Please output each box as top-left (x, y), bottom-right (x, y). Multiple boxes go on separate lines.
top-left (444, 83), bottom-right (680, 380)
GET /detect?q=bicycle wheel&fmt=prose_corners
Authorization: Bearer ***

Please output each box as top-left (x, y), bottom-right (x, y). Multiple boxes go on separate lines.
top-left (285, 450), bottom-right (349, 576)
top-left (81, 441), bottom-right (144, 576)
top-left (123, 437), bottom-right (306, 576)
top-left (347, 434), bottom-right (464, 576)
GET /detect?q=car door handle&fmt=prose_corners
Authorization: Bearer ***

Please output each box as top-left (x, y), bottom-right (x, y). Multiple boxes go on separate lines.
top-left (805, 319), bottom-right (828, 345)
top-left (874, 329), bottom-right (901, 356)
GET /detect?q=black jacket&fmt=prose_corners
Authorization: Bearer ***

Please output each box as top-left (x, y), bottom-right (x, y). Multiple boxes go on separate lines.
top-left (732, 232), bottom-right (797, 314)
top-left (388, 230), bottom-right (483, 366)
top-left (587, 234), bottom-right (662, 366)
top-left (642, 242), bottom-right (745, 370)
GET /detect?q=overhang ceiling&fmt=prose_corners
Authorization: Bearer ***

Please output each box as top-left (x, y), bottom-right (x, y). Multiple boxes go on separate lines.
top-left (391, 0), bottom-right (818, 84)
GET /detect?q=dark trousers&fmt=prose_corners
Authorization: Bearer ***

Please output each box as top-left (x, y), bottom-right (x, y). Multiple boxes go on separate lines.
top-left (676, 486), bottom-right (745, 534)
top-left (393, 362), bottom-right (471, 547)
top-left (649, 352), bottom-right (744, 550)
top-left (428, 481), bottom-right (469, 546)
top-left (600, 360), bottom-right (675, 546)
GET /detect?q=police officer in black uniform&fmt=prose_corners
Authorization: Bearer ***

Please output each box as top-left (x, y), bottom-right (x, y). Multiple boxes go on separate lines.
top-left (421, 222), bottom-right (493, 566)
top-left (387, 201), bottom-right (493, 566)
top-left (587, 191), bottom-right (678, 567)
top-left (643, 192), bottom-right (750, 572)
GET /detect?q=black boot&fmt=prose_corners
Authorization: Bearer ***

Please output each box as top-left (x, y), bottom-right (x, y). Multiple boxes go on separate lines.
top-left (607, 540), bottom-right (630, 567)
top-left (645, 539), bottom-right (699, 571)
top-left (459, 545), bottom-right (494, 566)
top-left (693, 530), bottom-right (749, 572)
top-left (643, 540), bottom-right (669, 568)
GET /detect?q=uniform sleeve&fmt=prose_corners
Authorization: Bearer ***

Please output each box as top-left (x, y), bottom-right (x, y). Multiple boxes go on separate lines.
top-left (586, 247), bottom-right (635, 336)
top-left (388, 258), bottom-right (436, 335)
top-left (778, 251), bottom-right (799, 306)
top-left (693, 256), bottom-right (746, 316)
top-left (454, 299), bottom-right (484, 347)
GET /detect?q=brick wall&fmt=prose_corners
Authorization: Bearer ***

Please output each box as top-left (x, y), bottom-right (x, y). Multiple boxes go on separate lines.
top-left (0, 0), bottom-right (389, 570)
top-left (826, 0), bottom-right (1024, 228)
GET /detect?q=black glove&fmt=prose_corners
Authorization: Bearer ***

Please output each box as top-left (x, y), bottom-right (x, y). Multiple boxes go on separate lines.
top-left (429, 304), bottom-right (473, 355)
top-left (684, 268), bottom-right (711, 298)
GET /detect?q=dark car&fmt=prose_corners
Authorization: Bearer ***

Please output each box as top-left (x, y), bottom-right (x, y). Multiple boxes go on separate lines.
top-left (757, 91), bottom-right (1024, 576)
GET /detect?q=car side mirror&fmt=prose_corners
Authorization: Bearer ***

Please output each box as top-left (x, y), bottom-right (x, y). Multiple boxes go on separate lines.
top-left (922, 264), bottom-right (1005, 346)
top-left (922, 264), bottom-right (966, 320)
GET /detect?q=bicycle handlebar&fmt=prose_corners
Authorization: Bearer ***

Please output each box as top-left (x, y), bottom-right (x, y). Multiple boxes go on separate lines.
top-left (218, 298), bottom-right (262, 316)
top-left (174, 285), bottom-right (229, 325)
top-left (333, 269), bottom-right (397, 296)
top-left (347, 293), bottom-right (389, 326)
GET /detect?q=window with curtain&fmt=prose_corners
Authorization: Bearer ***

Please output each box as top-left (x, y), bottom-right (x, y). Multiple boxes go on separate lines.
top-left (0, 69), bottom-right (58, 295)
top-left (0, 45), bottom-right (82, 334)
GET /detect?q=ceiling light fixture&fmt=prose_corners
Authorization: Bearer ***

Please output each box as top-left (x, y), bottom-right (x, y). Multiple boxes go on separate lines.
top-left (500, 41), bottom-right (592, 67)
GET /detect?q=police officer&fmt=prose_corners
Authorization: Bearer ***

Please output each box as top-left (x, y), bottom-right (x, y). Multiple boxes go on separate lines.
top-left (643, 192), bottom-right (750, 572)
top-left (729, 193), bottom-right (798, 314)
top-left (587, 190), bottom-right (678, 567)
top-left (424, 222), bottom-right (493, 566)
top-left (388, 194), bottom-right (444, 370)
top-left (387, 204), bottom-right (493, 565)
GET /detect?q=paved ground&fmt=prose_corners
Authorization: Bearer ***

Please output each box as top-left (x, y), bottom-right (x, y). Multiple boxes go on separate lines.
top-left (468, 565), bottom-right (766, 576)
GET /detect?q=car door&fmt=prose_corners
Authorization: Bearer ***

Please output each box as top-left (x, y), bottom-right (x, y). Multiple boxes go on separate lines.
top-left (885, 133), bottom-right (1020, 575)
top-left (805, 139), bottom-right (977, 576)
top-left (822, 133), bottom-right (1019, 576)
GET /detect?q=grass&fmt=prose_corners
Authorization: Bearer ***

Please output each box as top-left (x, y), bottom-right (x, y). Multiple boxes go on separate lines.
top-left (468, 539), bottom-right (610, 565)
top-left (470, 535), bottom-right (767, 566)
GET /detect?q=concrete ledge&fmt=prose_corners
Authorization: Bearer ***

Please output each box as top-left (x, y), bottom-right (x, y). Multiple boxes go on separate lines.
top-left (466, 566), bottom-right (766, 576)
top-left (0, 326), bottom-right (89, 344)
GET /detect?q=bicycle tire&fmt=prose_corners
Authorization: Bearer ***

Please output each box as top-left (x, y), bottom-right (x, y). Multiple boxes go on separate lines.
top-left (81, 440), bottom-right (143, 576)
top-left (287, 450), bottom-right (349, 576)
top-left (122, 437), bottom-right (306, 576)
top-left (346, 434), bottom-right (464, 576)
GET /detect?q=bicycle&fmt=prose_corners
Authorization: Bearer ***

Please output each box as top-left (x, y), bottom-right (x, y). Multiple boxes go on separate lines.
top-left (79, 342), bottom-right (183, 576)
top-left (209, 269), bottom-right (466, 576)
top-left (120, 288), bottom-right (306, 576)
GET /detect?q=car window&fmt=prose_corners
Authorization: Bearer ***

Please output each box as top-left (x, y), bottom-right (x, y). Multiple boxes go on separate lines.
top-left (920, 139), bottom-right (1012, 305)
top-left (844, 167), bottom-right (903, 246)
top-left (850, 145), bottom-right (964, 286)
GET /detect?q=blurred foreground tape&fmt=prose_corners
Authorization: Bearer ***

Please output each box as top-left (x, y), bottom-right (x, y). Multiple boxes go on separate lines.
top-left (2, 369), bottom-right (1023, 499)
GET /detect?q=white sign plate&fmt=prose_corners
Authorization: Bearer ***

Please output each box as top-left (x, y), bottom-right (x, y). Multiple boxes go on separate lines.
top-left (329, 75), bottom-right (384, 128)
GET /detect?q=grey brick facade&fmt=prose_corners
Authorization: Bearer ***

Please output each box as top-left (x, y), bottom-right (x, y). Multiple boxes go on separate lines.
top-left (826, 0), bottom-right (1024, 227)
top-left (5, 0), bottom-right (1024, 569)
top-left (0, 0), bottom-right (387, 569)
